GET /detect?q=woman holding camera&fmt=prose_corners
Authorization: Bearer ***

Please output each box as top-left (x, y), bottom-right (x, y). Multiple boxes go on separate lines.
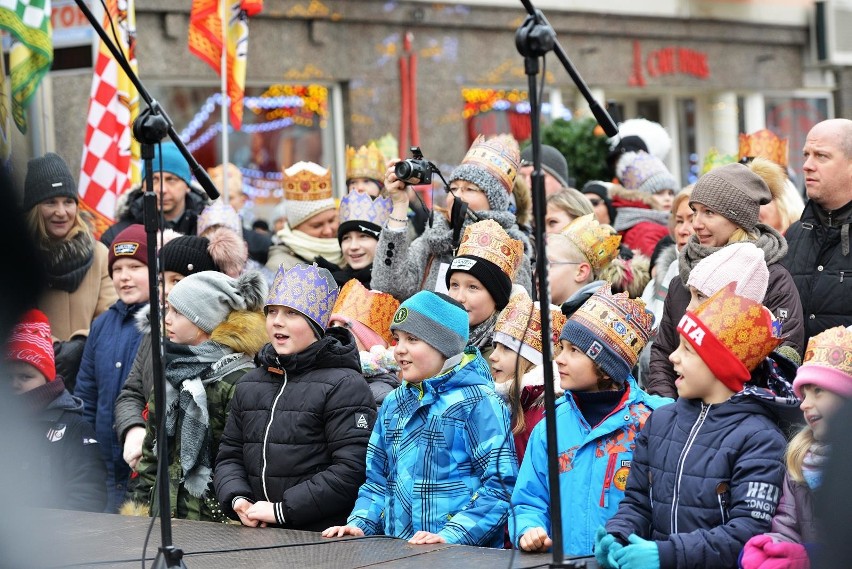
top-left (370, 134), bottom-right (532, 302)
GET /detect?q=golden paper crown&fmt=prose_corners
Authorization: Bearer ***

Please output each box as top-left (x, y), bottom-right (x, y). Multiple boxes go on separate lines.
top-left (738, 129), bottom-right (789, 169)
top-left (561, 214), bottom-right (622, 273)
top-left (460, 134), bottom-right (521, 193)
top-left (495, 290), bottom-right (567, 358)
top-left (346, 143), bottom-right (386, 184)
top-left (456, 219), bottom-right (524, 280)
top-left (331, 279), bottom-right (400, 346)
top-left (701, 148), bottom-right (737, 176)
top-left (692, 283), bottom-right (782, 372)
top-left (282, 161), bottom-right (333, 202)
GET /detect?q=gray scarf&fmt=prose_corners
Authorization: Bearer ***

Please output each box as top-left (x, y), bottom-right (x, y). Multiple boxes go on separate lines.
top-left (163, 341), bottom-right (255, 497)
top-left (41, 230), bottom-right (94, 292)
top-left (678, 223), bottom-right (788, 286)
top-left (469, 311), bottom-right (498, 350)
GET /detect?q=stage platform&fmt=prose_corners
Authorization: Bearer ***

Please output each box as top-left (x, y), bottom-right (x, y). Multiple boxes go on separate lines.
top-left (18, 510), bottom-right (599, 568)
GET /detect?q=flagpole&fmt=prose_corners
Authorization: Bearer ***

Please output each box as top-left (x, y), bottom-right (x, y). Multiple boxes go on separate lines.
top-left (220, 0), bottom-right (229, 203)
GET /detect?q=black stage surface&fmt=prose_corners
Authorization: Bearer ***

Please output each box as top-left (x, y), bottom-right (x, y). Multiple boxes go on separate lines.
top-left (13, 510), bottom-right (599, 568)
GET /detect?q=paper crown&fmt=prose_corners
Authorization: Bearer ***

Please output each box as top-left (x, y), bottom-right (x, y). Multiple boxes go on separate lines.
top-left (679, 282), bottom-right (782, 392)
top-left (561, 214), bottom-right (622, 273)
top-left (330, 279), bottom-right (400, 346)
top-left (266, 263), bottom-right (339, 329)
top-left (346, 143), bottom-right (386, 183)
top-left (197, 200), bottom-right (243, 236)
top-left (460, 134), bottom-right (521, 193)
top-left (494, 290), bottom-right (566, 366)
top-left (701, 148), bottom-right (737, 176)
top-left (570, 284), bottom-right (654, 371)
top-left (338, 191), bottom-right (393, 227)
top-left (282, 161), bottom-right (333, 202)
top-left (738, 129), bottom-right (789, 169)
top-left (456, 219), bottom-right (524, 280)
top-left (793, 326), bottom-right (852, 398)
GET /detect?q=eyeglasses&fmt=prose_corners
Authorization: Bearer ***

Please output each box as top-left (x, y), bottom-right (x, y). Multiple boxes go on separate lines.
top-left (587, 198), bottom-right (603, 207)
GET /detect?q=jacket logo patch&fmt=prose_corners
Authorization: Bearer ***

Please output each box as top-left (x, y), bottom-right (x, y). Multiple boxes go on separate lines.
top-left (113, 242), bottom-right (139, 256)
top-left (82, 437), bottom-right (99, 445)
top-left (393, 307), bottom-right (408, 324)
top-left (46, 424), bottom-right (67, 442)
top-left (586, 340), bottom-right (603, 359)
top-left (355, 413), bottom-right (369, 429)
top-left (613, 466), bottom-right (630, 491)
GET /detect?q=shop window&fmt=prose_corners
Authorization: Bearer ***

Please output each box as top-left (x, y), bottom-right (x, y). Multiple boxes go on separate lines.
top-left (765, 96), bottom-right (830, 185)
top-left (677, 97), bottom-right (699, 185)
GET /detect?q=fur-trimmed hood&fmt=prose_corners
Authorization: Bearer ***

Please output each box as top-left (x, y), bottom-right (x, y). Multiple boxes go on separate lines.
top-left (210, 310), bottom-right (267, 356)
top-left (609, 183), bottom-right (657, 209)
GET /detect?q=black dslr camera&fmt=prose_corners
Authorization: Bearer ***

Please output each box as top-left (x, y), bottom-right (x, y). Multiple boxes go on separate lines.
top-left (394, 147), bottom-right (434, 185)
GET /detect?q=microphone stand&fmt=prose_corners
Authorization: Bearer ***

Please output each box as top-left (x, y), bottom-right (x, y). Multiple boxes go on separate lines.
top-left (514, 2), bottom-right (617, 568)
top-left (71, 1), bottom-right (223, 567)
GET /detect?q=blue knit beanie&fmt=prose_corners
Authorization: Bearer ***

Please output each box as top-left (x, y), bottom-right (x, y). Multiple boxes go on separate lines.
top-left (142, 142), bottom-right (192, 186)
top-left (390, 291), bottom-right (469, 358)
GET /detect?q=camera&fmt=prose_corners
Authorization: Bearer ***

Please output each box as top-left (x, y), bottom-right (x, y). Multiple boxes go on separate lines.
top-left (394, 147), bottom-right (433, 185)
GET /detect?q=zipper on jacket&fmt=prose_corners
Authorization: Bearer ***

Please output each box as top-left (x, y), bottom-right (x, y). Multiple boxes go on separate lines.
top-left (716, 482), bottom-right (730, 524)
top-left (261, 373), bottom-right (288, 502)
top-left (648, 471), bottom-right (654, 510)
top-left (670, 403), bottom-right (711, 534)
top-left (599, 453), bottom-right (619, 508)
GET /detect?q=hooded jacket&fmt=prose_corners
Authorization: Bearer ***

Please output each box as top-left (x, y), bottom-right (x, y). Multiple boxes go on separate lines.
top-left (605, 387), bottom-right (789, 569)
top-left (346, 348), bottom-right (517, 547)
top-left (609, 185), bottom-right (670, 257)
top-left (511, 377), bottom-right (671, 556)
top-left (214, 326), bottom-right (376, 531)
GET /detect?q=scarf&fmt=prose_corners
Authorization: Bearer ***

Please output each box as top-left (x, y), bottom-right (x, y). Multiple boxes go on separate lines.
top-left (162, 340), bottom-right (255, 497)
top-left (612, 207), bottom-right (670, 233)
top-left (331, 263), bottom-right (373, 289)
top-left (423, 209), bottom-right (528, 257)
top-left (276, 225), bottom-right (344, 266)
top-left (469, 311), bottom-right (498, 350)
top-left (40, 231), bottom-right (95, 293)
top-left (802, 441), bottom-right (830, 490)
top-left (21, 378), bottom-right (66, 413)
top-left (678, 223), bottom-right (788, 286)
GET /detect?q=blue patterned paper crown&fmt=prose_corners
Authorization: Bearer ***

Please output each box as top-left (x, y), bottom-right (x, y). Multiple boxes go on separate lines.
top-left (338, 191), bottom-right (393, 226)
top-left (266, 263), bottom-right (339, 329)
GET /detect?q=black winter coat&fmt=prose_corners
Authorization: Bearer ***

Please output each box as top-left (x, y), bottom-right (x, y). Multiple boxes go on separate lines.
top-left (606, 393), bottom-right (787, 569)
top-left (648, 262), bottom-right (804, 399)
top-left (782, 200), bottom-right (852, 345)
top-left (214, 327), bottom-right (376, 531)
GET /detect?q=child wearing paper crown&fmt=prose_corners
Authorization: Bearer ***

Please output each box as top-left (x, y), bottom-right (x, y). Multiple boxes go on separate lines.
top-left (74, 223), bottom-right (150, 512)
top-left (5, 309), bottom-right (107, 512)
top-left (740, 326), bottom-right (852, 569)
top-left (489, 289), bottom-right (567, 463)
top-left (122, 270), bottom-right (268, 522)
top-left (598, 283), bottom-right (789, 569)
top-left (322, 291), bottom-right (517, 546)
top-left (214, 264), bottom-right (376, 531)
top-left (511, 285), bottom-right (671, 556)
top-left (445, 219), bottom-right (525, 358)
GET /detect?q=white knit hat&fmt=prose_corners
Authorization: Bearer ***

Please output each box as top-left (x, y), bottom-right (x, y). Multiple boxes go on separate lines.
top-left (687, 242), bottom-right (769, 303)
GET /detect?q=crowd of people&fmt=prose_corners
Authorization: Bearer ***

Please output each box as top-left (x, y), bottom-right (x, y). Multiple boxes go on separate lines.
top-left (5, 116), bottom-right (852, 569)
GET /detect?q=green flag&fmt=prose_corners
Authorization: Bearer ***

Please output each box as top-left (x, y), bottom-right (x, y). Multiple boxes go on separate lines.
top-left (0, 0), bottom-right (53, 133)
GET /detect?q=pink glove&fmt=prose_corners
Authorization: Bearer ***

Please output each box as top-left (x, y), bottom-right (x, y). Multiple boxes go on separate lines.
top-left (761, 541), bottom-right (809, 569)
top-left (740, 534), bottom-right (773, 568)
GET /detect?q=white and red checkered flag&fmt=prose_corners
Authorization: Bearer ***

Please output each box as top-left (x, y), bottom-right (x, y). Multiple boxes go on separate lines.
top-left (78, 0), bottom-right (139, 238)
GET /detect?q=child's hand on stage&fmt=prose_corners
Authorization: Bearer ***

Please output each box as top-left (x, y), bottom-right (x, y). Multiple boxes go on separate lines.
top-left (408, 531), bottom-right (447, 545)
top-left (519, 527), bottom-right (552, 552)
top-left (321, 525), bottom-right (366, 538)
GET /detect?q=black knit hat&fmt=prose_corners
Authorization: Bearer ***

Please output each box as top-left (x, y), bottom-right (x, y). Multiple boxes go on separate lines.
top-left (23, 153), bottom-right (78, 211)
top-left (445, 255), bottom-right (513, 310)
top-left (160, 235), bottom-right (219, 276)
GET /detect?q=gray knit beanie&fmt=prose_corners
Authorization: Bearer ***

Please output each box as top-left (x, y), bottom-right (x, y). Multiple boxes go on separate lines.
top-left (448, 164), bottom-right (509, 212)
top-left (520, 144), bottom-right (570, 188)
top-left (23, 153), bottom-right (78, 211)
top-left (167, 270), bottom-right (267, 333)
top-left (690, 162), bottom-right (772, 233)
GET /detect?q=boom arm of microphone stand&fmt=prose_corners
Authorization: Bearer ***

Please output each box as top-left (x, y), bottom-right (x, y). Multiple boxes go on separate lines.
top-left (518, 0), bottom-right (619, 138)
top-left (71, 0), bottom-right (220, 201)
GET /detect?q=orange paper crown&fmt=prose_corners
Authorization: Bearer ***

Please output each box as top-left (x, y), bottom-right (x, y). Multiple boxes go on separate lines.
top-left (346, 143), bottom-right (386, 183)
top-left (456, 219), bottom-right (524, 280)
top-left (738, 129), bottom-right (789, 169)
top-left (460, 134), bottom-right (521, 193)
top-left (282, 161), bottom-right (333, 202)
top-left (561, 214), bottom-right (622, 273)
top-left (330, 279), bottom-right (400, 346)
top-left (494, 290), bottom-right (566, 365)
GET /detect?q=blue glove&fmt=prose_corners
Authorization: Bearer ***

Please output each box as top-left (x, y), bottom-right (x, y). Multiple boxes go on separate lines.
top-left (594, 526), bottom-right (623, 569)
top-left (612, 534), bottom-right (660, 569)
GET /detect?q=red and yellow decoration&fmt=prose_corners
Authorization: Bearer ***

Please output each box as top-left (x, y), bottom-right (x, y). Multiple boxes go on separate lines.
top-left (331, 279), bottom-right (400, 347)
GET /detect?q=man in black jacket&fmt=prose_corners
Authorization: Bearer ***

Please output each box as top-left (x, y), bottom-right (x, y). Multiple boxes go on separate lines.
top-left (783, 118), bottom-right (852, 344)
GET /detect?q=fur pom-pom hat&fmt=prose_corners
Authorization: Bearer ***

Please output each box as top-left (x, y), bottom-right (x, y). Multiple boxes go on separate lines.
top-left (167, 271), bottom-right (268, 334)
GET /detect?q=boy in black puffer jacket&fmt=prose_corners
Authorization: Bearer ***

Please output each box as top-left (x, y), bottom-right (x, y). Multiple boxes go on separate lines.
top-left (214, 263), bottom-right (376, 531)
top-left (597, 283), bottom-right (794, 569)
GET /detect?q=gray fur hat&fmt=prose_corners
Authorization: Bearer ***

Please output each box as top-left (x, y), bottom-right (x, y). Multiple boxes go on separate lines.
top-left (168, 271), bottom-right (267, 333)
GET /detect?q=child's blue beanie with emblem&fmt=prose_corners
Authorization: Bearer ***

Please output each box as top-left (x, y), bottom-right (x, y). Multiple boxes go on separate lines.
top-left (390, 291), bottom-right (469, 358)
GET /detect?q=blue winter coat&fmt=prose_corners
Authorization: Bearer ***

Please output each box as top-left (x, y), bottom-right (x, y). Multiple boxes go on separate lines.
top-left (606, 389), bottom-right (789, 569)
top-left (510, 377), bottom-right (671, 555)
top-left (74, 299), bottom-right (145, 513)
top-left (347, 347), bottom-right (517, 547)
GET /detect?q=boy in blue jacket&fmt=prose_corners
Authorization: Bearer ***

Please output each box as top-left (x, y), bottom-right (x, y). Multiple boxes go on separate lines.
top-left (511, 284), bottom-right (671, 556)
top-left (323, 291), bottom-right (517, 546)
top-left (598, 283), bottom-right (792, 569)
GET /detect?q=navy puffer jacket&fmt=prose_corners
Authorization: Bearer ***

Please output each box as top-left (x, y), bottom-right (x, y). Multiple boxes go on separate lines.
top-left (606, 389), bottom-right (788, 569)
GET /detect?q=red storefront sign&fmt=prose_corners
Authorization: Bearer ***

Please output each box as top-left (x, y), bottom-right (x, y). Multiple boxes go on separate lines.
top-left (629, 41), bottom-right (710, 86)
